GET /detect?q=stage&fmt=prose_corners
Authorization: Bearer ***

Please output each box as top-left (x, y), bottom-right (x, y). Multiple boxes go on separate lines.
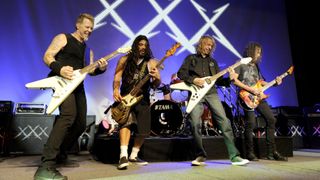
top-left (0, 150), bottom-right (319, 180)
top-left (91, 136), bottom-right (293, 164)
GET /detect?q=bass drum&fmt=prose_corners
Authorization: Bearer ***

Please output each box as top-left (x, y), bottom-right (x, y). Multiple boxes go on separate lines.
top-left (150, 100), bottom-right (183, 137)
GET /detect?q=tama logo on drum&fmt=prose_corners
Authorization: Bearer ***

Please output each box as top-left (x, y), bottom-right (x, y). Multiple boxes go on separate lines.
top-left (154, 104), bottom-right (173, 110)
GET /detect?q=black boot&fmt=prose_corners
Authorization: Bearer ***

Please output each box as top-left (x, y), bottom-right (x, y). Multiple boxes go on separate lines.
top-left (247, 152), bottom-right (258, 161)
top-left (267, 151), bottom-right (288, 161)
top-left (56, 153), bottom-right (79, 168)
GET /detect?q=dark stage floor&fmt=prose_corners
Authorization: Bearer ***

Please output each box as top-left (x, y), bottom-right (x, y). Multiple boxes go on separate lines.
top-left (0, 149), bottom-right (320, 180)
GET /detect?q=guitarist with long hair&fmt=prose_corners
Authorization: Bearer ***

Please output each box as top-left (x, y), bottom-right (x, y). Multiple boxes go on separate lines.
top-left (113, 35), bottom-right (161, 170)
top-left (177, 35), bottom-right (249, 166)
top-left (233, 42), bottom-right (288, 161)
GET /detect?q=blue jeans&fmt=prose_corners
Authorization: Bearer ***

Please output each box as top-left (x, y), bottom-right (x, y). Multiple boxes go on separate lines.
top-left (189, 93), bottom-right (239, 159)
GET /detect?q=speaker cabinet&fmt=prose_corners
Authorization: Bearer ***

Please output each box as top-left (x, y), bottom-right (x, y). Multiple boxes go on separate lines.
top-left (304, 106), bottom-right (320, 148)
top-left (0, 101), bottom-right (14, 154)
top-left (8, 114), bottom-right (96, 155)
top-left (8, 114), bottom-right (54, 155)
top-left (273, 106), bottom-right (305, 149)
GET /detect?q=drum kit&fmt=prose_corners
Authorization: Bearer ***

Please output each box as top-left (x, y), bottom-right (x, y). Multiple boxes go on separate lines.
top-left (100, 74), bottom-right (242, 138)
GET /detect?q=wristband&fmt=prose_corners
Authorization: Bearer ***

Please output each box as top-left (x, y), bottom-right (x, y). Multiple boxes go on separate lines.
top-left (49, 61), bottom-right (63, 75)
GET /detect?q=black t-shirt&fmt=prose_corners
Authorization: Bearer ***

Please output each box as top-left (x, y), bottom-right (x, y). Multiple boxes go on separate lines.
top-left (177, 54), bottom-right (229, 94)
top-left (235, 63), bottom-right (263, 86)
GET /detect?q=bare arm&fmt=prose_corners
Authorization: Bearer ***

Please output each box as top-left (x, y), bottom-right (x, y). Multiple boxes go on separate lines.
top-left (43, 34), bottom-right (74, 79)
top-left (88, 49), bottom-right (108, 75)
top-left (148, 59), bottom-right (161, 88)
top-left (113, 55), bottom-right (128, 102)
top-left (43, 34), bottom-right (66, 66)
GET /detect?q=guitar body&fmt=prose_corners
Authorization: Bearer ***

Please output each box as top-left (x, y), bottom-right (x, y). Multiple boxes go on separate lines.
top-left (26, 70), bottom-right (87, 114)
top-left (239, 80), bottom-right (268, 109)
top-left (170, 57), bottom-right (252, 113)
top-left (170, 76), bottom-right (216, 113)
top-left (25, 46), bottom-right (132, 115)
top-left (111, 94), bottom-right (143, 125)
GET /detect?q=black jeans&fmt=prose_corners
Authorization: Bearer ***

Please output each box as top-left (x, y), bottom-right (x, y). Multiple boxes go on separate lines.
top-left (244, 100), bottom-right (277, 155)
top-left (41, 88), bottom-right (87, 167)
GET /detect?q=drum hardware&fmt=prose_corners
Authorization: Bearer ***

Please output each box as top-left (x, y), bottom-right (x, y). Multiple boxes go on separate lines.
top-left (218, 85), bottom-right (245, 137)
top-left (98, 105), bottom-right (119, 137)
top-left (150, 100), bottom-right (183, 137)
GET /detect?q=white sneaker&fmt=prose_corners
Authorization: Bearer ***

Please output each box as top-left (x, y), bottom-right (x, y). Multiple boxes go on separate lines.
top-left (231, 156), bottom-right (249, 166)
top-left (191, 156), bottom-right (206, 166)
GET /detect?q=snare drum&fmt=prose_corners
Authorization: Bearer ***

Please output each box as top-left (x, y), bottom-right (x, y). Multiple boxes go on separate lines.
top-left (150, 100), bottom-right (183, 136)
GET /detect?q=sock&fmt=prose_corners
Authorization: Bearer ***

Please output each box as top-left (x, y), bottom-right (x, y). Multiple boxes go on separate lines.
top-left (129, 147), bottom-right (140, 160)
top-left (120, 145), bottom-right (128, 158)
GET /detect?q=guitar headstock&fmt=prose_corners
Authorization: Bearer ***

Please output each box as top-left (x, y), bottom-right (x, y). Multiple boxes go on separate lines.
top-left (165, 42), bottom-right (181, 57)
top-left (117, 47), bottom-right (131, 54)
top-left (287, 65), bottom-right (294, 75)
top-left (240, 57), bottom-right (252, 64)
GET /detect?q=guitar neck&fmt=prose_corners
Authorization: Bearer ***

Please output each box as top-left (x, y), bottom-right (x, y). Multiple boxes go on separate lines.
top-left (80, 50), bottom-right (119, 74)
top-left (209, 60), bottom-right (242, 81)
top-left (130, 56), bottom-right (168, 96)
top-left (262, 71), bottom-right (289, 91)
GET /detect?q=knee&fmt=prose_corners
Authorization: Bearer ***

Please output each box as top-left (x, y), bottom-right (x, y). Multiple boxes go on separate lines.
top-left (268, 117), bottom-right (277, 128)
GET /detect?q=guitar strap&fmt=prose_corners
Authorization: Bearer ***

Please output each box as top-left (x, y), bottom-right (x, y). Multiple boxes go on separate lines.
top-left (134, 60), bottom-right (148, 85)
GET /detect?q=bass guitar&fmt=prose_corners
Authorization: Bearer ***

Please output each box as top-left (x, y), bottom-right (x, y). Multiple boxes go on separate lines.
top-left (25, 47), bottom-right (131, 114)
top-left (170, 57), bottom-right (252, 113)
top-left (111, 42), bottom-right (181, 125)
top-left (239, 65), bottom-right (294, 109)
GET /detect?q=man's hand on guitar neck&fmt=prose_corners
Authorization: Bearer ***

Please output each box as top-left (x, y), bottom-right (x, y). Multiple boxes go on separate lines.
top-left (97, 58), bottom-right (108, 71)
top-left (274, 76), bottom-right (282, 86)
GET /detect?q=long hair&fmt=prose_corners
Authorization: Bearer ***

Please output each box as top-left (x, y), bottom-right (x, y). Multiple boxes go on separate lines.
top-left (243, 42), bottom-right (262, 62)
top-left (195, 35), bottom-right (216, 56)
top-left (128, 35), bottom-right (153, 61)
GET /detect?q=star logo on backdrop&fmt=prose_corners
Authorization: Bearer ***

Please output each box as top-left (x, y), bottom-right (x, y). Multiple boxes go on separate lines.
top-left (94, 0), bottom-right (241, 58)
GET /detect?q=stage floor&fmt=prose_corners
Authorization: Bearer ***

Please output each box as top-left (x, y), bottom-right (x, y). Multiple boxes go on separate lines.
top-left (0, 149), bottom-right (320, 180)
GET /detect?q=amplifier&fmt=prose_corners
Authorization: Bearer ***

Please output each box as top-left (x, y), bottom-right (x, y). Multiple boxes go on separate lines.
top-left (304, 105), bottom-right (320, 117)
top-left (0, 101), bottom-right (13, 114)
top-left (15, 102), bottom-right (47, 114)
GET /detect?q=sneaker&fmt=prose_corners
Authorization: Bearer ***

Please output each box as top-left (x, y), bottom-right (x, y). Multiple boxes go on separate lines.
top-left (129, 157), bottom-right (148, 166)
top-left (118, 156), bottom-right (129, 170)
top-left (267, 151), bottom-right (288, 161)
top-left (34, 167), bottom-right (67, 180)
top-left (191, 156), bottom-right (206, 166)
top-left (231, 156), bottom-right (249, 166)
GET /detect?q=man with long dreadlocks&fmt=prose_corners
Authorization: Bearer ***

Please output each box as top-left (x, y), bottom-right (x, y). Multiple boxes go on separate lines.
top-left (233, 42), bottom-right (288, 161)
top-left (112, 35), bottom-right (161, 170)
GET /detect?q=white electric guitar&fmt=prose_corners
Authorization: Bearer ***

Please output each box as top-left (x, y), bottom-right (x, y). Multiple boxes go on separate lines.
top-left (170, 57), bottom-right (252, 113)
top-left (26, 47), bottom-right (131, 114)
